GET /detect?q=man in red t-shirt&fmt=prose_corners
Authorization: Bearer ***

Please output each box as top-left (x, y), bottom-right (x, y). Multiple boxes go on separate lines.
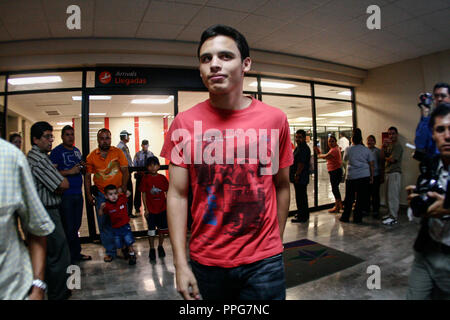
top-left (160, 25), bottom-right (293, 300)
top-left (99, 184), bottom-right (136, 265)
top-left (140, 156), bottom-right (169, 262)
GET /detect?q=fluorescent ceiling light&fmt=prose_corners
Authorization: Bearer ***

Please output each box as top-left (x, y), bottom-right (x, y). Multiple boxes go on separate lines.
top-left (249, 81), bottom-right (296, 89)
top-left (131, 96), bottom-right (174, 104)
top-left (8, 76), bottom-right (62, 85)
top-left (329, 120), bottom-right (346, 124)
top-left (78, 113), bottom-right (106, 116)
top-left (122, 112), bottom-right (172, 117)
top-left (319, 110), bottom-right (352, 117)
top-left (56, 122), bottom-right (72, 126)
top-left (338, 91), bottom-right (352, 96)
top-left (89, 121), bottom-right (103, 125)
top-left (72, 96), bottom-right (111, 101)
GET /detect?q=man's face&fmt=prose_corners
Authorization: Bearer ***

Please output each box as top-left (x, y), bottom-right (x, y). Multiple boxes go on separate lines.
top-left (142, 144), bottom-right (148, 152)
top-left (367, 136), bottom-right (376, 148)
top-left (98, 132), bottom-right (111, 151)
top-left (34, 130), bottom-right (54, 153)
top-left (62, 129), bottom-right (75, 147)
top-left (105, 189), bottom-right (118, 202)
top-left (147, 163), bottom-right (159, 174)
top-left (12, 136), bottom-right (22, 149)
top-left (434, 87), bottom-right (450, 106)
top-left (199, 35), bottom-right (251, 95)
top-left (295, 133), bottom-right (304, 145)
top-left (388, 129), bottom-right (398, 143)
top-left (121, 134), bottom-right (130, 143)
top-left (432, 114), bottom-right (450, 158)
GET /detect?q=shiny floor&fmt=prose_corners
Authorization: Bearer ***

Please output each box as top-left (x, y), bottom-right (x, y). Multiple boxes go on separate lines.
top-left (70, 206), bottom-right (420, 300)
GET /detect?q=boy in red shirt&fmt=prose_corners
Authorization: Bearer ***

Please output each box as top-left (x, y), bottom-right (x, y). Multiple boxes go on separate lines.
top-left (140, 156), bottom-right (169, 262)
top-left (99, 184), bottom-right (137, 265)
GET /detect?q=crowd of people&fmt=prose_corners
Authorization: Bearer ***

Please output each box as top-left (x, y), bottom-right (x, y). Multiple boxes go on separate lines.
top-left (0, 23), bottom-right (449, 301)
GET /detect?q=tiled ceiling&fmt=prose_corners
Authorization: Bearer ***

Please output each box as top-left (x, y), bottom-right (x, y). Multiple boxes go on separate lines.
top-left (0, 0), bottom-right (449, 69)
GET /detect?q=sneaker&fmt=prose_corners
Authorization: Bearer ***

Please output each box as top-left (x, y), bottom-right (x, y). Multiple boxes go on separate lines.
top-left (128, 252), bottom-right (136, 265)
top-left (149, 248), bottom-right (156, 261)
top-left (157, 246), bottom-right (166, 258)
top-left (382, 216), bottom-right (398, 225)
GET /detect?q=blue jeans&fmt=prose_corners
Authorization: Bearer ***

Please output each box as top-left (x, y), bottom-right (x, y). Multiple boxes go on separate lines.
top-left (60, 193), bottom-right (83, 263)
top-left (95, 192), bottom-right (116, 257)
top-left (112, 224), bottom-right (135, 249)
top-left (190, 253), bottom-right (286, 300)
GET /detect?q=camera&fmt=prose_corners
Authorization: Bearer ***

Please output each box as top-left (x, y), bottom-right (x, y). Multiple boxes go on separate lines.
top-left (418, 92), bottom-right (433, 109)
top-left (410, 160), bottom-right (445, 217)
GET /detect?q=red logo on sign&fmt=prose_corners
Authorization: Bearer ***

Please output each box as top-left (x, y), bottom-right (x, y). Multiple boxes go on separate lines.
top-left (99, 71), bottom-right (112, 84)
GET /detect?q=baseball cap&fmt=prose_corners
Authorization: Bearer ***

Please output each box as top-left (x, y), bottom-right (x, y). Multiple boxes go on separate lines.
top-left (120, 130), bottom-right (132, 136)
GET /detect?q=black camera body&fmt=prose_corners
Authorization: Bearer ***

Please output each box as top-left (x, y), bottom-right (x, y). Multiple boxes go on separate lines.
top-left (410, 160), bottom-right (445, 217)
top-left (418, 92), bottom-right (433, 109)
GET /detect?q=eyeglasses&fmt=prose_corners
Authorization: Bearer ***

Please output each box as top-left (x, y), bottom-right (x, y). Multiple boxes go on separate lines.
top-left (42, 134), bottom-right (54, 140)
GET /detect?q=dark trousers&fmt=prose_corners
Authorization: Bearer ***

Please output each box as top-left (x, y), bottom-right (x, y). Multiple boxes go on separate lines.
top-left (294, 183), bottom-right (309, 221)
top-left (329, 168), bottom-right (342, 201)
top-left (190, 253), bottom-right (285, 300)
top-left (127, 179), bottom-right (133, 216)
top-left (341, 177), bottom-right (370, 222)
top-left (60, 193), bottom-right (83, 263)
top-left (45, 207), bottom-right (72, 300)
top-left (367, 175), bottom-right (381, 213)
top-left (134, 174), bottom-right (143, 211)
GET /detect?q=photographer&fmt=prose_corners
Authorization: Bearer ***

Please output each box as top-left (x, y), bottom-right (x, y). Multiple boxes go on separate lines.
top-left (406, 103), bottom-right (450, 300)
top-left (414, 83), bottom-right (450, 161)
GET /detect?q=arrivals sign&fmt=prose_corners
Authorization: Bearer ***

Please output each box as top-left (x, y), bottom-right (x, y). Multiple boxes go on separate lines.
top-left (95, 68), bottom-right (149, 88)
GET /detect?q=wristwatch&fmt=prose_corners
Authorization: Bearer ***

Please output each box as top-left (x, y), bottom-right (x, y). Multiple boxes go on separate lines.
top-left (32, 279), bottom-right (47, 292)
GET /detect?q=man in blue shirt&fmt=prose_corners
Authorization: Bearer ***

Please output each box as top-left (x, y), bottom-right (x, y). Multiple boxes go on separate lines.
top-left (415, 83), bottom-right (450, 161)
top-left (50, 125), bottom-right (91, 264)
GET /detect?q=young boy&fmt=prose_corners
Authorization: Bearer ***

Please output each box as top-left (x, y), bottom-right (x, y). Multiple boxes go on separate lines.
top-left (140, 156), bottom-right (169, 262)
top-left (99, 184), bottom-right (137, 265)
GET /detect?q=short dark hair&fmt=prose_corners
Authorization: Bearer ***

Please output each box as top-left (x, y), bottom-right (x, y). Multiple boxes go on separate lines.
top-left (352, 128), bottom-right (363, 145)
top-left (197, 24), bottom-right (250, 61)
top-left (61, 125), bottom-right (74, 136)
top-left (367, 134), bottom-right (376, 143)
top-left (97, 128), bottom-right (111, 137)
top-left (146, 156), bottom-right (160, 167)
top-left (30, 121), bottom-right (52, 145)
top-left (329, 135), bottom-right (337, 143)
top-left (388, 126), bottom-right (398, 134)
top-left (433, 82), bottom-right (450, 93)
top-left (9, 133), bottom-right (21, 143)
top-left (429, 103), bottom-right (450, 129)
top-left (296, 129), bottom-right (306, 138)
top-left (104, 184), bottom-right (117, 193)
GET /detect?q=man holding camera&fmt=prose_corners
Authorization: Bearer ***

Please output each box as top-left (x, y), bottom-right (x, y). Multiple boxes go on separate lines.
top-left (406, 102), bottom-right (450, 300)
top-left (414, 83), bottom-right (450, 161)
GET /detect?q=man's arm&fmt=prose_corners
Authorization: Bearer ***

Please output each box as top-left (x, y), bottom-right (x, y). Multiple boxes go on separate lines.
top-left (167, 164), bottom-right (200, 300)
top-left (27, 234), bottom-right (47, 300)
top-left (120, 166), bottom-right (129, 193)
top-left (273, 166), bottom-right (290, 241)
top-left (84, 172), bottom-right (94, 206)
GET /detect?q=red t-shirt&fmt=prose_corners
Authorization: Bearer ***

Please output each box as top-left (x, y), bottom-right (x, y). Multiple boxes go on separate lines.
top-left (139, 173), bottom-right (169, 214)
top-left (103, 194), bottom-right (129, 228)
top-left (326, 146), bottom-right (342, 172)
top-left (160, 97), bottom-right (293, 268)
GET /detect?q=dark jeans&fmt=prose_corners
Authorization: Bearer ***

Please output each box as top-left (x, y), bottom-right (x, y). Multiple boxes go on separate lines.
top-left (341, 177), bottom-right (370, 222)
top-left (190, 253), bottom-right (286, 300)
top-left (367, 175), bottom-right (381, 213)
top-left (134, 174), bottom-right (143, 211)
top-left (329, 168), bottom-right (342, 201)
top-left (294, 183), bottom-right (309, 221)
top-left (60, 193), bottom-right (83, 263)
top-left (45, 207), bottom-right (71, 300)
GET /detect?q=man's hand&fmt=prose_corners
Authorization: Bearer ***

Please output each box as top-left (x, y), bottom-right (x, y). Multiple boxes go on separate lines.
top-left (28, 286), bottom-right (45, 300)
top-left (421, 105), bottom-right (431, 118)
top-left (87, 194), bottom-right (95, 206)
top-left (426, 192), bottom-right (450, 218)
top-left (406, 185), bottom-right (418, 207)
top-left (70, 164), bottom-right (82, 175)
top-left (126, 190), bottom-right (131, 197)
top-left (175, 264), bottom-right (201, 300)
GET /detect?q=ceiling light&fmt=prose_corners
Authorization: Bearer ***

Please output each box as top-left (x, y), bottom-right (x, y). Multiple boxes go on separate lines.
top-left (79, 113), bottom-right (107, 116)
top-left (89, 122), bottom-right (103, 124)
top-left (56, 122), bottom-right (72, 126)
top-left (338, 91), bottom-right (352, 96)
top-left (249, 81), bottom-right (296, 89)
top-left (72, 96), bottom-right (111, 101)
top-left (319, 110), bottom-right (353, 117)
top-left (131, 97), bottom-right (174, 104)
top-left (8, 76), bottom-right (62, 85)
top-left (329, 120), bottom-right (346, 124)
top-left (122, 112), bottom-right (172, 116)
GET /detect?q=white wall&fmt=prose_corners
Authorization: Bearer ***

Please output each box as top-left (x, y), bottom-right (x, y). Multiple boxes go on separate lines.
top-left (356, 49), bottom-right (450, 206)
